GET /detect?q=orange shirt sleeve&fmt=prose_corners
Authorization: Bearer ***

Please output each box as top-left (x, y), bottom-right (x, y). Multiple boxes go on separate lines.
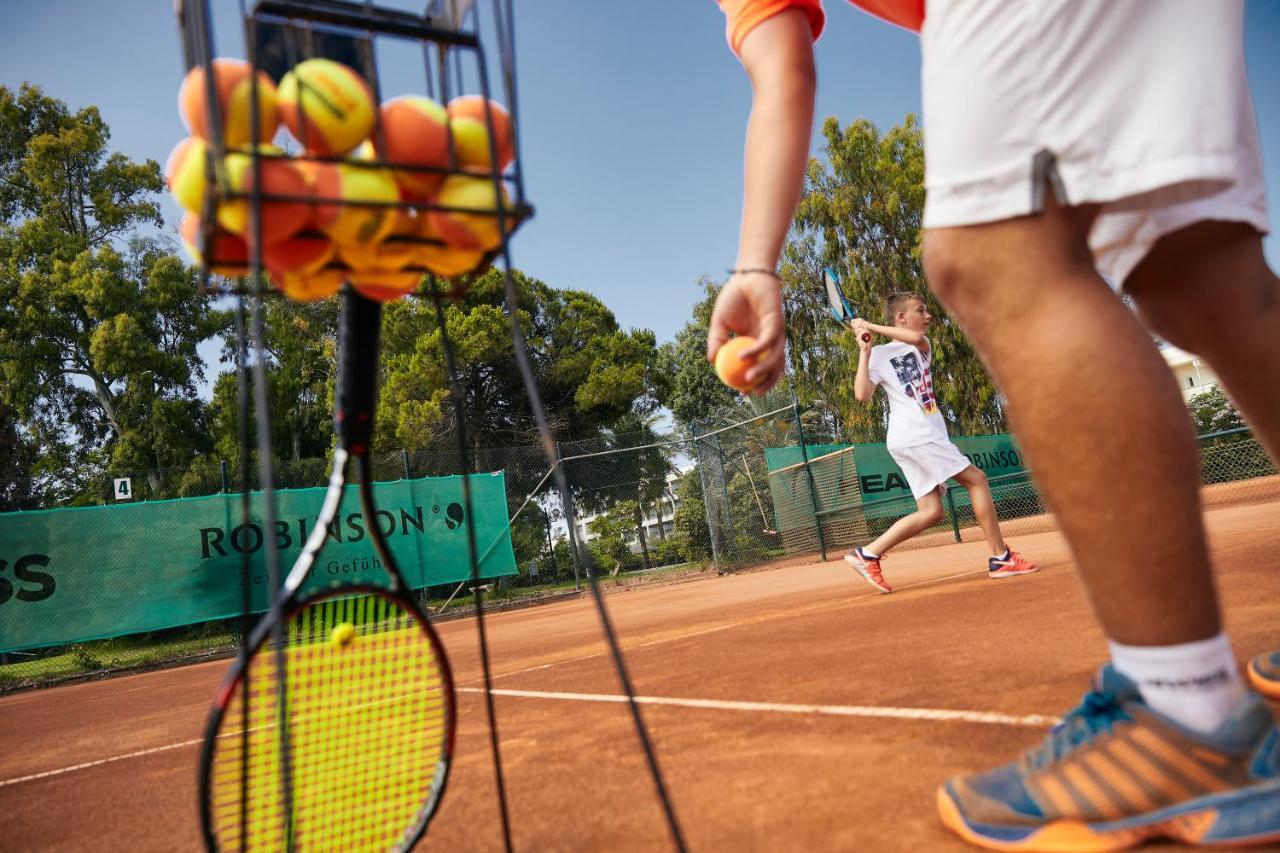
top-left (716, 0), bottom-right (826, 55)
top-left (847, 0), bottom-right (924, 32)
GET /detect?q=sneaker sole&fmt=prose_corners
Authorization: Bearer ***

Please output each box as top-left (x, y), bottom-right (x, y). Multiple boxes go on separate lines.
top-left (843, 554), bottom-right (891, 594)
top-left (988, 566), bottom-right (1040, 579)
top-left (938, 780), bottom-right (1280, 851)
top-left (1247, 659), bottom-right (1280, 701)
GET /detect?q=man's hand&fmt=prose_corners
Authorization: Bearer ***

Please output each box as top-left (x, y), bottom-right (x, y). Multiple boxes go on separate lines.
top-left (852, 318), bottom-right (873, 353)
top-left (707, 272), bottom-right (786, 392)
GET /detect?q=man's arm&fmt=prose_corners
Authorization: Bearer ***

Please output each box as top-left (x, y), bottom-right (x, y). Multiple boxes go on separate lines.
top-left (854, 335), bottom-right (876, 402)
top-left (706, 9), bottom-right (817, 392)
top-left (852, 318), bottom-right (928, 350)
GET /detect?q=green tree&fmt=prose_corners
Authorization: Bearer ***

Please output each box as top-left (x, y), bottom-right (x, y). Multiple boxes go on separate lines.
top-left (789, 114), bottom-right (1004, 441)
top-left (1188, 386), bottom-right (1246, 439)
top-left (659, 277), bottom-right (737, 427)
top-left (0, 85), bottom-right (221, 501)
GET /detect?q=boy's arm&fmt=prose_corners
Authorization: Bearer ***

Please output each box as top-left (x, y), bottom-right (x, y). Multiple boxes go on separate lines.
top-left (854, 335), bottom-right (876, 402)
top-left (706, 9), bottom-right (817, 392)
top-left (852, 318), bottom-right (928, 349)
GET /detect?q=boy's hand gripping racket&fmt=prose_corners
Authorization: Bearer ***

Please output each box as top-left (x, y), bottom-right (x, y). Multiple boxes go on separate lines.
top-left (199, 287), bottom-right (455, 852)
top-left (824, 267), bottom-right (872, 343)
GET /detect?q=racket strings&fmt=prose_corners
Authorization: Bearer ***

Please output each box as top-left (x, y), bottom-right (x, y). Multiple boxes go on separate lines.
top-left (209, 595), bottom-right (446, 852)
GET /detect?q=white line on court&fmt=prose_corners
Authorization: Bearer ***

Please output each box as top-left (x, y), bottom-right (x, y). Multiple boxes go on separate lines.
top-left (459, 687), bottom-right (1062, 728)
top-left (0, 738), bottom-right (203, 788)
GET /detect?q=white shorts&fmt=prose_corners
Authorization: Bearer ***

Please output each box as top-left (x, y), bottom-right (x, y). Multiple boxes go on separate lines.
top-left (921, 0), bottom-right (1270, 285)
top-left (888, 440), bottom-right (972, 501)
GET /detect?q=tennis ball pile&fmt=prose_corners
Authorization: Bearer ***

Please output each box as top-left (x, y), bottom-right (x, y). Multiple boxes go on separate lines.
top-left (167, 57), bottom-right (515, 302)
top-left (715, 336), bottom-right (766, 393)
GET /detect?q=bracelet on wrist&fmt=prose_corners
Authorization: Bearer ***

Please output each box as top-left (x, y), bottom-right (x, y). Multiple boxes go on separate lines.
top-left (727, 267), bottom-right (779, 279)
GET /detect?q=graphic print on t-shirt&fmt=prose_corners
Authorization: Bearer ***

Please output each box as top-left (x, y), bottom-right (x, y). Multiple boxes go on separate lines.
top-left (890, 351), bottom-right (938, 415)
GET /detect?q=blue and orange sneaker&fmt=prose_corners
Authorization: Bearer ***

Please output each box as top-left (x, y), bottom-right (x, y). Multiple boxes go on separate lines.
top-left (1248, 650), bottom-right (1280, 701)
top-left (844, 547), bottom-right (892, 594)
top-left (938, 666), bottom-right (1280, 850)
top-left (989, 548), bottom-right (1039, 579)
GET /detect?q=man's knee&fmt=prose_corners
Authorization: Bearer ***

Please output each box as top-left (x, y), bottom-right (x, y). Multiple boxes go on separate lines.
top-left (918, 503), bottom-right (945, 527)
top-left (1128, 221), bottom-right (1277, 354)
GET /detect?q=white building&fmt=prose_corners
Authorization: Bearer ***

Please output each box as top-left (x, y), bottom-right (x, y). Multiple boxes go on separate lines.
top-left (574, 466), bottom-right (689, 551)
top-left (1161, 343), bottom-right (1219, 401)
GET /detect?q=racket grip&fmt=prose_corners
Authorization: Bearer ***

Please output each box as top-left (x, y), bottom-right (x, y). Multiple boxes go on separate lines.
top-left (861, 333), bottom-right (871, 343)
top-left (336, 286), bottom-right (383, 452)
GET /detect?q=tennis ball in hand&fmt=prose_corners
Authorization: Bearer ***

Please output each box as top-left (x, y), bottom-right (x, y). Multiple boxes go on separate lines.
top-left (278, 59), bottom-right (375, 156)
top-left (715, 336), bottom-right (766, 393)
top-left (330, 622), bottom-right (357, 647)
top-left (178, 58), bottom-right (279, 147)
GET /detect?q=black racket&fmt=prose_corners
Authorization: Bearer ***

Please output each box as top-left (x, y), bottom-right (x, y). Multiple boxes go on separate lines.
top-left (199, 286), bottom-right (455, 852)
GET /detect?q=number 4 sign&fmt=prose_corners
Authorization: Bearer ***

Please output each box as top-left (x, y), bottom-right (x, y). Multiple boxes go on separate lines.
top-left (114, 477), bottom-right (132, 500)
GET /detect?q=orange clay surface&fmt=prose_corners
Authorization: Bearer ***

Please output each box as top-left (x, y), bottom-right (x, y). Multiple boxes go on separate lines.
top-left (1, 499), bottom-right (1277, 852)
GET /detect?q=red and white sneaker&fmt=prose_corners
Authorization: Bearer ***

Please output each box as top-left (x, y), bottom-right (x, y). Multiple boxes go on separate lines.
top-left (844, 547), bottom-right (892, 594)
top-left (988, 548), bottom-right (1039, 579)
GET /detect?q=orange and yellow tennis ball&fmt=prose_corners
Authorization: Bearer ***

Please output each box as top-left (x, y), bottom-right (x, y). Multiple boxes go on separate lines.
top-left (351, 268), bottom-right (420, 302)
top-left (338, 208), bottom-right (415, 272)
top-left (278, 59), bottom-right (375, 156)
top-left (165, 136), bottom-right (212, 214)
top-left (270, 267), bottom-right (344, 302)
top-left (429, 174), bottom-right (512, 252)
top-left (178, 58), bottom-right (279, 147)
top-left (308, 161), bottom-right (400, 248)
top-left (180, 214), bottom-right (249, 277)
top-left (217, 147), bottom-right (311, 245)
top-left (715, 336), bottom-right (766, 393)
top-left (377, 95), bottom-right (451, 196)
top-left (263, 231), bottom-right (335, 275)
top-left (415, 214), bottom-right (484, 277)
top-left (329, 622), bottom-right (357, 647)
top-left (447, 95), bottom-right (514, 173)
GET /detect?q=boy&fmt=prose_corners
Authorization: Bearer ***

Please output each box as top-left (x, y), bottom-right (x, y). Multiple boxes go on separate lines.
top-left (708, 1), bottom-right (1280, 849)
top-left (844, 291), bottom-right (1038, 593)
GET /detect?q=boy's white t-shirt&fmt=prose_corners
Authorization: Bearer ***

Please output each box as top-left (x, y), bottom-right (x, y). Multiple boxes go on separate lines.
top-left (867, 340), bottom-right (951, 449)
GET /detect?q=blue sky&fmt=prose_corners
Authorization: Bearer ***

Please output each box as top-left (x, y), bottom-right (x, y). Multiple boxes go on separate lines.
top-left (2, 1), bottom-right (1277, 369)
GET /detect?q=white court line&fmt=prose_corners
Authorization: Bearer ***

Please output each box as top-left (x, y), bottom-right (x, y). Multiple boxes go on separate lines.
top-left (460, 687), bottom-right (1061, 728)
top-left (0, 738), bottom-right (203, 788)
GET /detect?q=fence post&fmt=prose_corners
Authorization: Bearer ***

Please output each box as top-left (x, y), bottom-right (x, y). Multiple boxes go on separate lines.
top-left (220, 459), bottom-right (229, 494)
top-left (555, 442), bottom-right (583, 589)
top-left (401, 448), bottom-right (412, 479)
top-left (792, 390), bottom-right (828, 561)
top-left (945, 484), bottom-right (961, 542)
top-left (691, 420), bottom-right (723, 570)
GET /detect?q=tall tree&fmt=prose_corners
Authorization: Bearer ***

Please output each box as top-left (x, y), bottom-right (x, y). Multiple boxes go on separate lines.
top-left (659, 277), bottom-right (737, 427)
top-left (789, 114), bottom-right (1005, 440)
top-left (0, 85), bottom-right (221, 500)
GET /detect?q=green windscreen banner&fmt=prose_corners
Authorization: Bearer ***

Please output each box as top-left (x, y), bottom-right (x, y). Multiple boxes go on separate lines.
top-left (766, 434), bottom-right (1028, 517)
top-left (0, 472), bottom-right (516, 653)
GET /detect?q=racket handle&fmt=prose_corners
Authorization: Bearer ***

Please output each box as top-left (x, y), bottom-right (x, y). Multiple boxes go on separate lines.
top-left (336, 286), bottom-right (383, 452)
top-left (861, 333), bottom-right (871, 343)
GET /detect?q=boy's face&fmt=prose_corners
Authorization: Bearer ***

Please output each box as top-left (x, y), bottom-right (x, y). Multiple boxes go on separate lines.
top-left (895, 298), bottom-right (931, 332)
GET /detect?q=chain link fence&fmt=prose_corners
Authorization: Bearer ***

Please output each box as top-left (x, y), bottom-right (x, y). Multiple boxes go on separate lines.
top-left (2, 419), bottom-right (1275, 690)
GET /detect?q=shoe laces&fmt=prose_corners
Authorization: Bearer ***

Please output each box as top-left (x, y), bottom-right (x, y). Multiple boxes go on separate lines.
top-left (1026, 687), bottom-right (1130, 772)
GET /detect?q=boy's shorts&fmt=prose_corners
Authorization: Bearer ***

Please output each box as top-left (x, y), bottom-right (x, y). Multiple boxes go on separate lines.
top-left (889, 440), bottom-right (972, 500)
top-left (920, 0), bottom-right (1269, 286)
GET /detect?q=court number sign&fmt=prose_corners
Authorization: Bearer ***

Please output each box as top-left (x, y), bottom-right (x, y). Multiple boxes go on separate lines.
top-left (114, 478), bottom-right (132, 500)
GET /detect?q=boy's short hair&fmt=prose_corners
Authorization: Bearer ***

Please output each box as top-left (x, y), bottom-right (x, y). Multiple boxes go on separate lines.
top-left (884, 291), bottom-right (924, 324)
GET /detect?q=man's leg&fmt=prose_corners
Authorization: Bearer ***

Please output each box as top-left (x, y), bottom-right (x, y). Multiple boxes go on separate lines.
top-left (949, 465), bottom-right (1004, 555)
top-left (1126, 221), bottom-right (1280, 463)
top-left (865, 489), bottom-right (944, 557)
top-left (924, 194), bottom-right (1221, 647)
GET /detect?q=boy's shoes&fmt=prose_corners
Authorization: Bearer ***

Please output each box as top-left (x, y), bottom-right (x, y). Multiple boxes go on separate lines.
top-left (844, 547), bottom-right (892, 594)
top-left (938, 665), bottom-right (1280, 851)
top-left (1248, 650), bottom-right (1280, 701)
top-left (989, 548), bottom-right (1039, 579)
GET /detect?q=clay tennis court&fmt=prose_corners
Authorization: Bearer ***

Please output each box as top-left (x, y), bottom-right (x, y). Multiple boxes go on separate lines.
top-left (2, 498), bottom-right (1276, 851)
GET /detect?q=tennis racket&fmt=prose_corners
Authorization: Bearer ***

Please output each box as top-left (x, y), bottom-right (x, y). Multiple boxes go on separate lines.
top-left (199, 286), bottom-right (455, 852)
top-left (824, 267), bottom-right (871, 343)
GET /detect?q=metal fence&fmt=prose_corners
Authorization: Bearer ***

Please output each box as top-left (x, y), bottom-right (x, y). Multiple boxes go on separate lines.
top-left (1, 422), bottom-right (1274, 691)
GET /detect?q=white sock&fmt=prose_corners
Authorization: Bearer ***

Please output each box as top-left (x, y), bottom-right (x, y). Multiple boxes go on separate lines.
top-left (860, 547), bottom-right (879, 559)
top-left (992, 547), bottom-right (1010, 561)
top-left (1108, 632), bottom-right (1246, 734)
